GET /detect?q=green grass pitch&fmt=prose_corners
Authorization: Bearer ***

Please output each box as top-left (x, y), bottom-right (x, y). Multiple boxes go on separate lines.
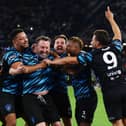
top-left (0, 86), bottom-right (111, 126)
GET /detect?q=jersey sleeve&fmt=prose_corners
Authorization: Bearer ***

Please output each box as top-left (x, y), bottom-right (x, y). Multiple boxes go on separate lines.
top-left (3, 51), bottom-right (22, 66)
top-left (77, 51), bottom-right (93, 65)
top-left (112, 39), bottom-right (123, 52)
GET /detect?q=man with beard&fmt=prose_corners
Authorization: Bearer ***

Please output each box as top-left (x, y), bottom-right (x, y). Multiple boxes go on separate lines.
top-left (49, 34), bottom-right (72, 126)
top-left (0, 29), bottom-right (47, 126)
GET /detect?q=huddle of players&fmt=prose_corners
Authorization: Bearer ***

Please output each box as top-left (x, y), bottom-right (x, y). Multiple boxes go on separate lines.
top-left (0, 6), bottom-right (126, 126)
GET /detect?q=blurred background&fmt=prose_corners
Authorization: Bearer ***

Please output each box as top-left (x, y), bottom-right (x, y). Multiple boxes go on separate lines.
top-left (0, 0), bottom-right (125, 47)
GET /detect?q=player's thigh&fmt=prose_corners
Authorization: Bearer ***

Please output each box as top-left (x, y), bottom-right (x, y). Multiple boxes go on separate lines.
top-left (22, 94), bottom-right (45, 126)
top-left (15, 95), bottom-right (24, 118)
top-left (0, 92), bottom-right (16, 117)
top-left (51, 92), bottom-right (72, 118)
top-left (43, 94), bottom-right (61, 123)
top-left (103, 89), bottom-right (122, 122)
top-left (122, 85), bottom-right (126, 118)
top-left (75, 94), bottom-right (97, 124)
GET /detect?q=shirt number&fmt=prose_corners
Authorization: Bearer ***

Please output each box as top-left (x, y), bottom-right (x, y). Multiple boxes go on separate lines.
top-left (103, 51), bottom-right (117, 70)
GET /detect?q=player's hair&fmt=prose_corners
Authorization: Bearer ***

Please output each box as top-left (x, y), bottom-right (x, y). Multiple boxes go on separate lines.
top-left (69, 36), bottom-right (84, 49)
top-left (10, 28), bottom-right (24, 41)
top-left (93, 29), bottom-right (109, 46)
top-left (54, 34), bottom-right (68, 43)
top-left (35, 35), bottom-right (51, 44)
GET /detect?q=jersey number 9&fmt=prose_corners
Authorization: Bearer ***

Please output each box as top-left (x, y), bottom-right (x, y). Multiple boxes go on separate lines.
top-left (103, 51), bottom-right (117, 70)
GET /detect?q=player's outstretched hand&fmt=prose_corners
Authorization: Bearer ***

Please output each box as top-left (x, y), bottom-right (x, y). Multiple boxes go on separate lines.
top-left (105, 6), bottom-right (114, 21)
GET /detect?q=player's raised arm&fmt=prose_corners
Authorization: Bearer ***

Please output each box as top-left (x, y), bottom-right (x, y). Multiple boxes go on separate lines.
top-left (105, 6), bottom-right (121, 41)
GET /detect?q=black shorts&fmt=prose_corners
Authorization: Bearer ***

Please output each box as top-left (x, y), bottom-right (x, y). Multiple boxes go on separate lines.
top-left (75, 92), bottom-right (97, 124)
top-left (22, 93), bottom-right (60, 126)
top-left (49, 91), bottom-right (72, 118)
top-left (0, 92), bottom-right (23, 118)
top-left (15, 95), bottom-right (24, 118)
top-left (102, 83), bottom-right (126, 122)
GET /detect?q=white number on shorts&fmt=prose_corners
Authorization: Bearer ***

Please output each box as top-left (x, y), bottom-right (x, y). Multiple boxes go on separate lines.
top-left (103, 51), bottom-right (117, 70)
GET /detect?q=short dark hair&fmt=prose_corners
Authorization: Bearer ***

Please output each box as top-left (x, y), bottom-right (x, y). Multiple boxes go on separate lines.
top-left (35, 35), bottom-right (51, 44)
top-left (10, 28), bottom-right (24, 41)
top-left (54, 34), bottom-right (68, 43)
top-left (94, 29), bottom-right (109, 46)
top-left (69, 36), bottom-right (84, 49)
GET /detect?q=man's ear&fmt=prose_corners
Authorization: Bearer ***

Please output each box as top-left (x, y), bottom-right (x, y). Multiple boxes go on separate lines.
top-left (96, 40), bottom-right (100, 47)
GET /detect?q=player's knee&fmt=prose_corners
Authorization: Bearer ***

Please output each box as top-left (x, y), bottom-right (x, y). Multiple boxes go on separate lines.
top-left (52, 121), bottom-right (62, 126)
top-left (5, 114), bottom-right (16, 126)
top-left (6, 119), bottom-right (16, 126)
top-left (112, 119), bottom-right (124, 126)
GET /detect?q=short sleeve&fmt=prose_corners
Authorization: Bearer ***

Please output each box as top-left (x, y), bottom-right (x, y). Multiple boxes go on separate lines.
top-left (77, 51), bottom-right (92, 65)
top-left (112, 39), bottom-right (123, 52)
top-left (3, 51), bottom-right (22, 66)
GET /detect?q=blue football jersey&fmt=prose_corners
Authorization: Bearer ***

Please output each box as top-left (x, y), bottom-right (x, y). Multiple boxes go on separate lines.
top-left (77, 39), bottom-right (123, 89)
top-left (50, 52), bottom-right (69, 94)
top-left (22, 48), bottom-right (55, 94)
top-left (2, 47), bottom-right (23, 94)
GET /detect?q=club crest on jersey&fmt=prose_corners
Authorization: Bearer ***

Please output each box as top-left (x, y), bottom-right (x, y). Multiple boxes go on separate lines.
top-left (8, 55), bottom-right (17, 60)
top-left (5, 104), bottom-right (12, 112)
top-left (31, 116), bottom-right (36, 124)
